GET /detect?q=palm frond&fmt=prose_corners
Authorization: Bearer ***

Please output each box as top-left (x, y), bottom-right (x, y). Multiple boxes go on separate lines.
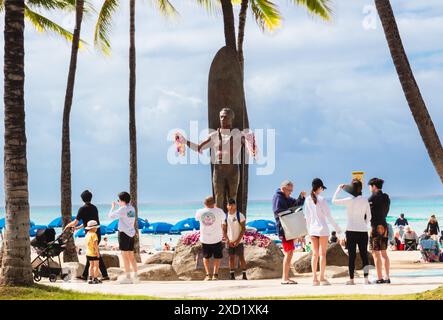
top-left (292, 0), bottom-right (333, 20)
top-left (0, 0), bottom-right (4, 12)
top-left (194, 0), bottom-right (220, 16)
top-left (250, 0), bottom-right (281, 32)
top-left (153, 0), bottom-right (179, 18)
top-left (94, 0), bottom-right (119, 55)
top-left (26, 0), bottom-right (75, 11)
top-left (25, 4), bottom-right (87, 46)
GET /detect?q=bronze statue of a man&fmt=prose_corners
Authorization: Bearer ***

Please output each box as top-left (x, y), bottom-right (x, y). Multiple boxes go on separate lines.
top-left (182, 108), bottom-right (245, 211)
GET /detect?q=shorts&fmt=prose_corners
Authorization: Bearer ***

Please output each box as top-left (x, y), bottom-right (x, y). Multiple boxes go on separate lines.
top-left (281, 237), bottom-right (295, 252)
top-left (118, 231), bottom-right (135, 251)
top-left (369, 225), bottom-right (389, 251)
top-left (228, 243), bottom-right (244, 256)
top-left (86, 255), bottom-right (99, 262)
top-left (202, 242), bottom-right (223, 259)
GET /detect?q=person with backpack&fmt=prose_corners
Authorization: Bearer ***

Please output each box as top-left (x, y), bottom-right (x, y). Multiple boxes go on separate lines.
top-left (368, 177), bottom-right (391, 284)
top-left (222, 198), bottom-right (247, 280)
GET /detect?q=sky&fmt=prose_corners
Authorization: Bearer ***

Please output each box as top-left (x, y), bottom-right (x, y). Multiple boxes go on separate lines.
top-left (0, 0), bottom-right (442, 206)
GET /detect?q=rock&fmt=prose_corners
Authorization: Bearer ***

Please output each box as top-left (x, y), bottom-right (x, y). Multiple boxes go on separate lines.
top-left (101, 253), bottom-right (120, 268)
top-left (293, 243), bottom-right (374, 273)
top-left (325, 266), bottom-right (360, 279)
top-left (144, 252), bottom-right (173, 265)
top-left (172, 239), bottom-right (285, 280)
top-left (137, 264), bottom-right (179, 281)
top-left (63, 262), bottom-right (85, 278)
top-left (107, 267), bottom-right (125, 281)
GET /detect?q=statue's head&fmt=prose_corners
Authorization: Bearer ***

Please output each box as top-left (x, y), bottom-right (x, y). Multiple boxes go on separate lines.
top-left (219, 107), bottom-right (234, 129)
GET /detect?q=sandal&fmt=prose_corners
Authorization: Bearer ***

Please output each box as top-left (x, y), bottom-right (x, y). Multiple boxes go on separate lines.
top-left (313, 280), bottom-right (320, 286)
top-left (320, 279), bottom-right (331, 286)
top-left (281, 279), bottom-right (298, 285)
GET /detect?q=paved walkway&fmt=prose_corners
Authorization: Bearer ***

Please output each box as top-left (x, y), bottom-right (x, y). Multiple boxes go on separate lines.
top-left (47, 273), bottom-right (443, 299)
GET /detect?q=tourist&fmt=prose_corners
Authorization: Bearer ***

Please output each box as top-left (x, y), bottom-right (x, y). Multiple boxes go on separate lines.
top-left (394, 213), bottom-right (409, 227)
top-left (272, 180), bottom-right (306, 285)
top-left (222, 198), bottom-right (247, 280)
top-left (163, 243), bottom-right (171, 251)
top-left (425, 215), bottom-right (440, 236)
top-left (195, 196), bottom-right (226, 281)
top-left (329, 231), bottom-right (338, 244)
top-left (64, 190), bottom-right (109, 281)
top-left (84, 220), bottom-right (101, 284)
top-left (332, 180), bottom-right (371, 285)
top-left (368, 177), bottom-right (391, 284)
top-left (402, 226), bottom-right (419, 244)
top-left (304, 178), bottom-right (341, 286)
top-left (109, 191), bottom-right (138, 284)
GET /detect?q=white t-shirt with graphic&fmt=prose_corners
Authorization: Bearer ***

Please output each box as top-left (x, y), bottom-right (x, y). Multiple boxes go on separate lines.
top-left (109, 205), bottom-right (136, 237)
top-left (195, 207), bottom-right (226, 244)
top-left (223, 211), bottom-right (246, 243)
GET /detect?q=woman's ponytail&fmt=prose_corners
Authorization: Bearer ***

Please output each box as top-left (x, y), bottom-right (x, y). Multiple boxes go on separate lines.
top-left (311, 189), bottom-right (318, 205)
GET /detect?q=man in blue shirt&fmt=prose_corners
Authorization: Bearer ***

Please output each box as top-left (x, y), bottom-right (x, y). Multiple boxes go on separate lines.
top-left (272, 180), bottom-right (306, 284)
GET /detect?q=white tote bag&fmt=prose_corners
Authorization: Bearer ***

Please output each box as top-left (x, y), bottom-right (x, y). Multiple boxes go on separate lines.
top-left (278, 207), bottom-right (308, 240)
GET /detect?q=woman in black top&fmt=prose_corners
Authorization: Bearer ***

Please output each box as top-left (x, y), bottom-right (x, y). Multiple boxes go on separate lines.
top-left (426, 215), bottom-right (440, 236)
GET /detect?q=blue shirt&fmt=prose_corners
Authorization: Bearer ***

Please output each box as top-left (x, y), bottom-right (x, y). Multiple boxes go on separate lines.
top-left (272, 189), bottom-right (305, 238)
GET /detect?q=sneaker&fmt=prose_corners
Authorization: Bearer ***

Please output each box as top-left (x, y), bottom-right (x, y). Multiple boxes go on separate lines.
top-left (119, 277), bottom-right (133, 284)
top-left (88, 279), bottom-right (94, 284)
top-left (204, 274), bottom-right (212, 281)
top-left (93, 278), bottom-right (102, 284)
top-left (375, 279), bottom-right (385, 284)
top-left (212, 274), bottom-right (219, 281)
top-left (230, 272), bottom-right (235, 280)
top-left (384, 278), bottom-right (391, 284)
top-left (242, 273), bottom-right (248, 280)
top-left (132, 275), bottom-right (140, 284)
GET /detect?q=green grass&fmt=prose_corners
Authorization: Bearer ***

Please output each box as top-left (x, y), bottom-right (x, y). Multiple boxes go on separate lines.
top-left (0, 284), bottom-right (442, 300)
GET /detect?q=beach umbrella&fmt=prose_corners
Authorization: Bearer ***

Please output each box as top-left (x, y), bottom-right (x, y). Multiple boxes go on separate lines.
top-left (75, 225), bottom-right (109, 238)
top-left (30, 225), bottom-right (47, 237)
top-left (246, 220), bottom-right (276, 233)
top-left (141, 222), bottom-right (173, 234)
top-left (107, 218), bottom-right (148, 232)
top-left (169, 218), bottom-right (200, 234)
top-left (48, 216), bottom-right (82, 228)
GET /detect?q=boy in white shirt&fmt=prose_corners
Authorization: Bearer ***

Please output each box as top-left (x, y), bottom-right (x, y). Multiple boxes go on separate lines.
top-left (223, 198), bottom-right (247, 280)
top-left (195, 196), bottom-right (226, 281)
top-left (109, 191), bottom-right (138, 284)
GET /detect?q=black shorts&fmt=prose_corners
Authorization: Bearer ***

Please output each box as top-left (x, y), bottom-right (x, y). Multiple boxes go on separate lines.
top-left (202, 242), bottom-right (223, 259)
top-left (228, 243), bottom-right (244, 256)
top-left (118, 231), bottom-right (135, 251)
top-left (370, 225), bottom-right (389, 251)
top-left (86, 255), bottom-right (99, 262)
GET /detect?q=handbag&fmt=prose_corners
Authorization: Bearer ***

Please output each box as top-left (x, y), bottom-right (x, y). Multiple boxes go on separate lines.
top-left (277, 207), bottom-right (308, 240)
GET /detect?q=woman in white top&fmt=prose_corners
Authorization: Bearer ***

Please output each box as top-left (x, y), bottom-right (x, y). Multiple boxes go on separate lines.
top-left (332, 179), bottom-right (372, 285)
top-left (304, 178), bottom-right (341, 286)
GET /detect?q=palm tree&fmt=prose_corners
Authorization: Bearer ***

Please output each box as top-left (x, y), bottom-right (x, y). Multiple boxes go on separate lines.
top-left (375, 0), bottom-right (443, 183)
top-left (0, 0), bottom-right (33, 286)
top-left (61, 0), bottom-right (86, 263)
top-left (94, 0), bottom-right (177, 262)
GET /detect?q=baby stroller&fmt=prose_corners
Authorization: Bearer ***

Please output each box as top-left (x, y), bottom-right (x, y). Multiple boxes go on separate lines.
top-left (31, 227), bottom-right (74, 282)
top-left (419, 239), bottom-right (440, 262)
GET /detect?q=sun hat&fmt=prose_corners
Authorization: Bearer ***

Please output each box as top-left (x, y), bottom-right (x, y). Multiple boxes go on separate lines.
top-left (85, 220), bottom-right (100, 230)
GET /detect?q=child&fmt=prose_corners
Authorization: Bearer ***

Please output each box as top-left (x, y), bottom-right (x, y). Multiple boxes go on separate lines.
top-left (84, 220), bottom-right (101, 284)
top-left (109, 191), bottom-right (138, 284)
top-left (222, 198), bottom-right (247, 280)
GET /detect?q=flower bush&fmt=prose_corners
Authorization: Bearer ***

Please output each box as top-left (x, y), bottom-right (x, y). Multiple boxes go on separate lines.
top-left (181, 230), bottom-right (272, 248)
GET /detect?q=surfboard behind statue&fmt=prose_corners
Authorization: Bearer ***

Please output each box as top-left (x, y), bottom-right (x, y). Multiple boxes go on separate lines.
top-left (208, 46), bottom-right (246, 212)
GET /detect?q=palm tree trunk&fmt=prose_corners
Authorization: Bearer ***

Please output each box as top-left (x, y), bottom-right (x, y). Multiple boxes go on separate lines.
top-left (61, 0), bottom-right (84, 263)
top-left (220, 0), bottom-right (237, 50)
top-left (375, 0), bottom-right (443, 183)
top-left (237, 0), bottom-right (248, 74)
top-left (0, 0), bottom-right (33, 286)
top-left (129, 0), bottom-right (141, 262)
top-left (237, 0), bottom-right (249, 217)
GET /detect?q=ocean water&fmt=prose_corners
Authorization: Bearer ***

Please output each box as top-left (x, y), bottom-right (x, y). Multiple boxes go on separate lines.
top-left (6, 196), bottom-right (443, 233)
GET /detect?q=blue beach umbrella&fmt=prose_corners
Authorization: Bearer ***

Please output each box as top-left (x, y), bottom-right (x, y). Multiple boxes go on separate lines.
top-left (141, 222), bottom-right (173, 234)
top-left (75, 225), bottom-right (109, 238)
top-left (107, 218), bottom-right (148, 232)
top-left (48, 216), bottom-right (82, 228)
top-left (246, 220), bottom-right (276, 233)
top-left (169, 218), bottom-right (200, 234)
top-left (30, 225), bottom-right (47, 237)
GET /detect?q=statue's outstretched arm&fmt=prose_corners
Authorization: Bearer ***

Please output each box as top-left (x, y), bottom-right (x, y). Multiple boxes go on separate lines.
top-left (186, 136), bottom-right (212, 153)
